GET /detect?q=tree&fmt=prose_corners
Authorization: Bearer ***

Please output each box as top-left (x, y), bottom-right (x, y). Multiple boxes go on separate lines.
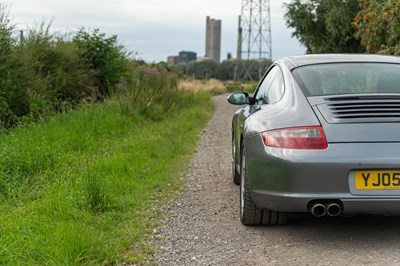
top-left (353, 0), bottom-right (400, 55)
top-left (284, 0), bottom-right (364, 54)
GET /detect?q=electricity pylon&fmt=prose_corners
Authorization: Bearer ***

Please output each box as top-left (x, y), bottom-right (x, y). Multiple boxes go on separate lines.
top-left (235, 0), bottom-right (272, 81)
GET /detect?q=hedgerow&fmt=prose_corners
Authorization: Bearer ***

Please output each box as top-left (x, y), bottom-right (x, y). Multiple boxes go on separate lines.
top-left (0, 5), bottom-right (178, 130)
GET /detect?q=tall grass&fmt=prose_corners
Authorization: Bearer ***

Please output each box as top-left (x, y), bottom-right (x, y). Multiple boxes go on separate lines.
top-left (0, 91), bottom-right (213, 264)
top-left (178, 78), bottom-right (226, 94)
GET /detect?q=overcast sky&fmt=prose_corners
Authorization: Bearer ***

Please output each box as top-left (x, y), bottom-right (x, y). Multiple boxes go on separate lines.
top-left (4, 0), bottom-right (305, 62)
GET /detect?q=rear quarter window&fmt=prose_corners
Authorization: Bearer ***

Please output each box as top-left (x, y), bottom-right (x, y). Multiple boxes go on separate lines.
top-left (254, 66), bottom-right (285, 105)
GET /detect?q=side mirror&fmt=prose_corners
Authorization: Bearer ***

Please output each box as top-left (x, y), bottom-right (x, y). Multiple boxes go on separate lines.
top-left (227, 92), bottom-right (250, 105)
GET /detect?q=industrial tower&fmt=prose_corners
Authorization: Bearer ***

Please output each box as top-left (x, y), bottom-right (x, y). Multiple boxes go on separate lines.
top-left (235, 0), bottom-right (272, 80)
top-left (205, 16), bottom-right (222, 62)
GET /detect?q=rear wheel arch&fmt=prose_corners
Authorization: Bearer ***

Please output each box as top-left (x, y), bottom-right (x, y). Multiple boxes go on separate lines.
top-left (238, 134), bottom-right (244, 169)
top-left (239, 142), bottom-right (287, 226)
top-left (232, 133), bottom-right (243, 185)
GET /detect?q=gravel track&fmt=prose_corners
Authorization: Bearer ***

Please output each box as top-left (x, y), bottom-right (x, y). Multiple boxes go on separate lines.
top-left (150, 94), bottom-right (400, 266)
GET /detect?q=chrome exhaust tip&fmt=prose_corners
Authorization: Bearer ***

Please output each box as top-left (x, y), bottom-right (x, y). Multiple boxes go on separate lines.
top-left (311, 203), bottom-right (326, 217)
top-left (326, 203), bottom-right (342, 217)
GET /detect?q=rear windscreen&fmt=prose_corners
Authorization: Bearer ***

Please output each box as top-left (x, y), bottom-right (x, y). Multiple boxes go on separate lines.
top-left (293, 63), bottom-right (400, 96)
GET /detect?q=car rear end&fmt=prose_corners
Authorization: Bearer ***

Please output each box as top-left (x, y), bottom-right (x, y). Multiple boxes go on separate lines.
top-left (246, 57), bottom-right (400, 217)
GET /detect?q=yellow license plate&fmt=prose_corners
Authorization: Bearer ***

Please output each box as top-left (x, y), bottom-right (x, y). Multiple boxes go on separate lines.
top-left (355, 170), bottom-right (400, 190)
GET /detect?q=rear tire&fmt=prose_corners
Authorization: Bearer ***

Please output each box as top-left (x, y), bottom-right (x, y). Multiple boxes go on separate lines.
top-left (240, 146), bottom-right (287, 226)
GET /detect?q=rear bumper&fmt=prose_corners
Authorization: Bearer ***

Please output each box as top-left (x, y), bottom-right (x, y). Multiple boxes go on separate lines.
top-left (252, 192), bottom-right (400, 214)
top-left (245, 135), bottom-right (400, 214)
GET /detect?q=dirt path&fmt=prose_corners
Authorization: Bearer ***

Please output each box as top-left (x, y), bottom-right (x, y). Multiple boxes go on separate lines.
top-left (150, 94), bottom-right (400, 265)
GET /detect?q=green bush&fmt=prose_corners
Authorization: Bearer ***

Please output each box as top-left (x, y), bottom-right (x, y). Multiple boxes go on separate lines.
top-left (73, 28), bottom-right (128, 97)
top-left (17, 23), bottom-right (98, 111)
top-left (0, 4), bottom-right (28, 126)
top-left (0, 5), bottom-right (135, 130)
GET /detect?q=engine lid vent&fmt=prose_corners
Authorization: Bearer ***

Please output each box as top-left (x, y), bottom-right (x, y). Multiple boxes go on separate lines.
top-left (317, 96), bottom-right (400, 123)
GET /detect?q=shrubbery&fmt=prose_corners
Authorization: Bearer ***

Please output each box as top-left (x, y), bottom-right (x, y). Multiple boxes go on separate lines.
top-left (0, 19), bottom-right (122, 129)
top-left (0, 5), bottom-right (179, 130)
top-left (353, 0), bottom-right (400, 55)
top-left (73, 28), bottom-right (128, 97)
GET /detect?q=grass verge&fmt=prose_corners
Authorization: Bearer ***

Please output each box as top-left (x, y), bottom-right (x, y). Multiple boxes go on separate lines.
top-left (0, 91), bottom-right (213, 265)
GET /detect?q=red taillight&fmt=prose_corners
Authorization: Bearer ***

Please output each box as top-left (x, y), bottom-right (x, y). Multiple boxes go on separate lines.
top-left (261, 126), bottom-right (328, 150)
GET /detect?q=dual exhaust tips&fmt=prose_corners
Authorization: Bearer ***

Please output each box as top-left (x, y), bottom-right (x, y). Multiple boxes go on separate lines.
top-left (310, 202), bottom-right (342, 217)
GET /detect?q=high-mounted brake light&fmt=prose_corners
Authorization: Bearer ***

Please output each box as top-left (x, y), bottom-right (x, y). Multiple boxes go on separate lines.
top-left (261, 126), bottom-right (328, 150)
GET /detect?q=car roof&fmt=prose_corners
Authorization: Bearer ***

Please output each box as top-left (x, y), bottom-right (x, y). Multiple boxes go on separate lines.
top-left (281, 54), bottom-right (400, 70)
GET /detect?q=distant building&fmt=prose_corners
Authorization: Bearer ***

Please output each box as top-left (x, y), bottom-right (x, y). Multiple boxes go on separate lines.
top-left (167, 56), bottom-right (179, 65)
top-left (205, 16), bottom-right (221, 63)
top-left (178, 51), bottom-right (197, 64)
top-left (167, 51), bottom-right (197, 65)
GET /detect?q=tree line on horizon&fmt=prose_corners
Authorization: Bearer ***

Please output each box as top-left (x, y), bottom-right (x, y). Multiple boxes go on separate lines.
top-left (174, 59), bottom-right (273, 81)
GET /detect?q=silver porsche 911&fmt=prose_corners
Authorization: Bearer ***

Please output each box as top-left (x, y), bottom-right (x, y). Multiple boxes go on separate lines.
top-left (228, 54), bottom-right (400, 226)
